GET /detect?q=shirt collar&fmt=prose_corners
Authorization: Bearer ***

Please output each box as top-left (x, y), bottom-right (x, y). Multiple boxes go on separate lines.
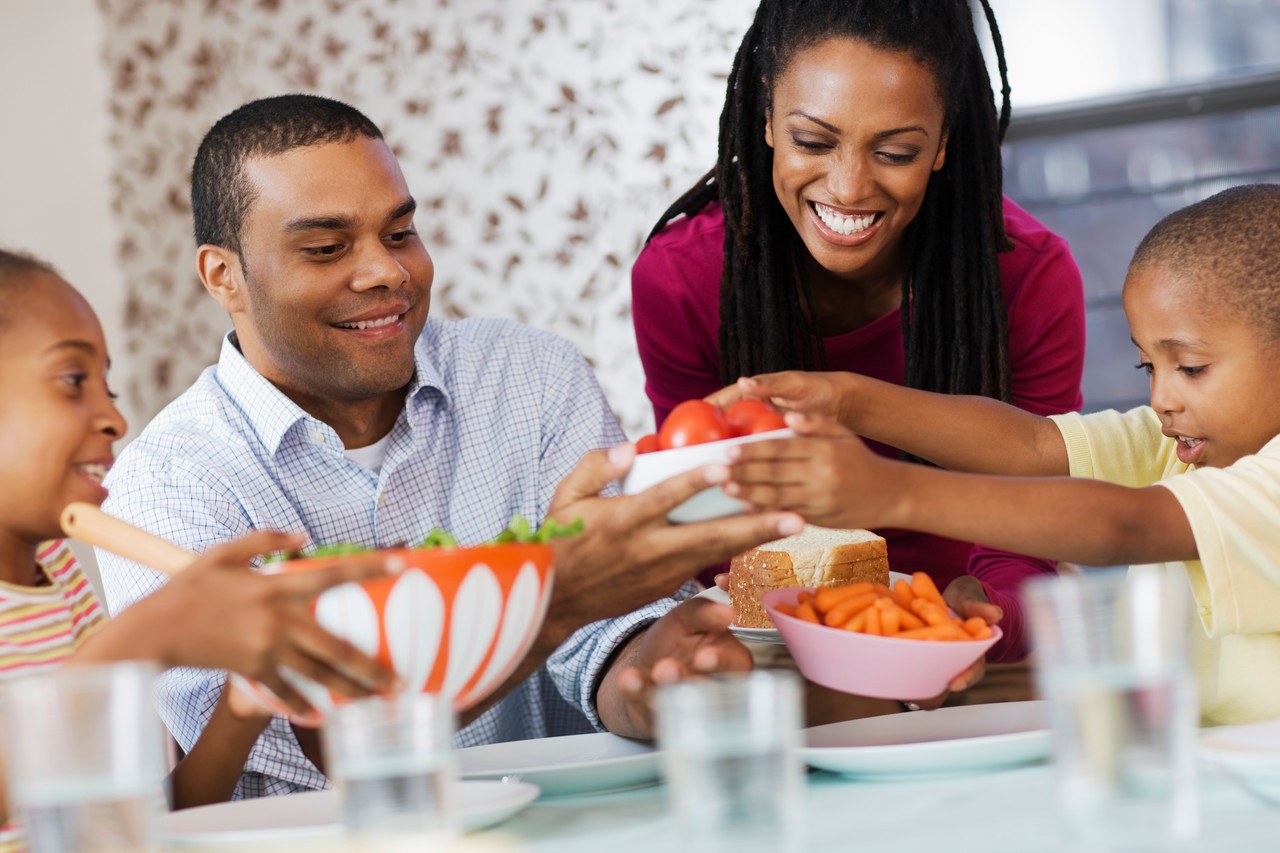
top-left (214, 329), bottom-right (451, 456)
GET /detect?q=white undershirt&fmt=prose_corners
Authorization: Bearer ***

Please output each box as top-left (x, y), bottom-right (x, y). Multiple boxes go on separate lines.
top-left (343, 432), bottom-right (392, 474)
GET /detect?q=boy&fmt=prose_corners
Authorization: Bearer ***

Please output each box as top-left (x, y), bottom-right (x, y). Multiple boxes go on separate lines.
top-left (719, 184), bottom-right (1280, 726)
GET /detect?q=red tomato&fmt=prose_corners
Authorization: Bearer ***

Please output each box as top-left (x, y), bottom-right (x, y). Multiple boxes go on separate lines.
top-left (658, 400), bottom-right (733, 449)
top-left (723, 399), bottom-right (787, 435)
top-left (635, 433), bottom-right (660, 454)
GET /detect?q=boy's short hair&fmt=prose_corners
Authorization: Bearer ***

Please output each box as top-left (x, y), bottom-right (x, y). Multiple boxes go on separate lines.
top-left (0, 248), bottom-right (58, 332)
top-left (191, 94), bottom-right (384, 254)
top-left (1130, 184), bottom-right (1280, 341)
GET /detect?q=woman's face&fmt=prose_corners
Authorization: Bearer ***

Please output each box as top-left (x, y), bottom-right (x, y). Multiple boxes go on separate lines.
top-left (766, 37), bottom-right (948, 285)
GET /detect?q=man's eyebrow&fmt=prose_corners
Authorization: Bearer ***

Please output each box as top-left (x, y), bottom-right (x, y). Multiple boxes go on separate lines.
top-left (283, 214), bottom-right (355, 234)
top-left (386, 198), bottom-right (416, 224)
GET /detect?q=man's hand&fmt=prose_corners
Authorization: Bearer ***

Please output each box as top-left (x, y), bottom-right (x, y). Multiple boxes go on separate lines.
top-left (542, 444), bottom-right (804, 644)
top-left (596, 598), bottom-right (753, 738)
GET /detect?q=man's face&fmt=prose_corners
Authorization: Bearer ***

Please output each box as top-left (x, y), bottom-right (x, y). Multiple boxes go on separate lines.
top-left (231, 136), bottom-right (434, 408)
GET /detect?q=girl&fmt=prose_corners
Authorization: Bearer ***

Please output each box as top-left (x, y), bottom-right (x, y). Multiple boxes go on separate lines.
top-left (632, 0), bottom-right (1086, 662)
top-left (0, 248), bottom-right (398, 848)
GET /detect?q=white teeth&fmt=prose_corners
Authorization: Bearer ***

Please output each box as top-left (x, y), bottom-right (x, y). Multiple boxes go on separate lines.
top-left (337, 314), bottom-right (400, 330)
top-left (76, 463), bottom-right (109, 483)
top-left (813, 203), bottom-right (877, 236)
top-left (1177, 436), bottom-right (1204, 447)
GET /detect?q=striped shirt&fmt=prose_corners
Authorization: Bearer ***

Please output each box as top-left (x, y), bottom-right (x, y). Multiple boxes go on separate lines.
top-left (0, 540), bottom-right (108, 852)
top-left (98, 318), bottom-right (689, 800)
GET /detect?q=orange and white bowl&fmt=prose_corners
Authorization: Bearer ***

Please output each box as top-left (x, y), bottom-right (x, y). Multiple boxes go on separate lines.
top-left (237, 543), bottom-right (555, 725)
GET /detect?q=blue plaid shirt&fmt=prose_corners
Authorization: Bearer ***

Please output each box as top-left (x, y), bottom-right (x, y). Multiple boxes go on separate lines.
top-left (98, 318), bottom-right (687, 799)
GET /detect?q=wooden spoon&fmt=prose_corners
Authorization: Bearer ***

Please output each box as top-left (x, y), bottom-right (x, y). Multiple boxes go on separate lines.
top-left (60, 502), bottom-right (195, 577)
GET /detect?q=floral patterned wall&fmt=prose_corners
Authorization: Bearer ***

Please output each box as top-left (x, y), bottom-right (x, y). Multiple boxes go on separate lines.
top-left (99, 0), bottom-right (757, 436)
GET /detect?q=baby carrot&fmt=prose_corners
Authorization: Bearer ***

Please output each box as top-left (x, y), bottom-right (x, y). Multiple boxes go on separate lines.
top-left (874, 597), bottom-right (900, 636)
top-left (880, 598), bottom-right (926, 631)
top-left (911, 598), bottom-right (950, 627)
top-left (822, 591), bottom-right (879, 627)
top-left (890, 578), bottom-right (916, 610)
top-left (813, 582), bottom-right (874, 613)
top-left (910, 571), bottom-right (946, 607)
top-left (963, 616), bottom-right (993, 640)
top-left (895, 624), bottom-right (967, 641)
top-left (796, 601), bottom-right (821, 624)
top-left (842, 608), bottom-right (871, 633)
top-left (864, 604), bottom-right (883, 636)
top-left (774, 604), bottom-right (798, 618)
top-left (797, 590), bottom-right (816, 605)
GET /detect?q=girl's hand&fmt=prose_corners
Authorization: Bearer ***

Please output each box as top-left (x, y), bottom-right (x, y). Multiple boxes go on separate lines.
top-left (723, 412), bottom-right (892, 530)
top-left (139, 531), bottom-right (402, 719)
top-left (705, 372), bottom-right (856, 424)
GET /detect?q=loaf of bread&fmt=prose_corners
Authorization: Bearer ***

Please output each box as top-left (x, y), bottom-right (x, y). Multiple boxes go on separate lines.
top-left (728, 526), bottom-right (889, 629)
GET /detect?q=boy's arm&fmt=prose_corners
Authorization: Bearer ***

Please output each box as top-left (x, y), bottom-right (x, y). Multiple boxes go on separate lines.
top-left (168, 687), bottom-right (272, 810)
top-left (720, 372), bottom-right (1071, 477)
top-left (727, 415), bottom-right (1197, 567)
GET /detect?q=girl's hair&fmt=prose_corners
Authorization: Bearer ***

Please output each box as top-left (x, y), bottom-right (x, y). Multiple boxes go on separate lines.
top-left (648, 0), bottom-right (1014, 400)
top-left (0, 248), bottom-right (58, 332)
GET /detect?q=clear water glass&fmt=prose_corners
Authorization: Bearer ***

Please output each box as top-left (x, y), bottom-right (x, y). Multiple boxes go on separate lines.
top-left (323, 693), bottom-right (457, 843)
top-left (0, 661), bottom-right (167, 853)
top-left (1026, 567), bottom-right (1199, 849)
top-left (656, 671), bottom-right (804, 853)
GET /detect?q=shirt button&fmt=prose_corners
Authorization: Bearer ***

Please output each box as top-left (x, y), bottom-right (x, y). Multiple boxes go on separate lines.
top-left (310, 429), bottom-right (326, 445)
top-left (377, 493), bottom-right (387, 507)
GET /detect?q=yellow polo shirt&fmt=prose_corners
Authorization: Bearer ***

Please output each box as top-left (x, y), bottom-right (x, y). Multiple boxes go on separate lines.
top-left (1052, 407), bottom-right (1280, 726)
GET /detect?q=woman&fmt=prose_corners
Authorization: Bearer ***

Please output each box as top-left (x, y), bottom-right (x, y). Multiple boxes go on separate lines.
top-left (631, 0), bottom-right (1086, 662)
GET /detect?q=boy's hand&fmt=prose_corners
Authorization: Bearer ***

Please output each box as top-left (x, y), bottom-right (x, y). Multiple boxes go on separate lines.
top-left (723, 412), bottom-right (890, 529)
top-left (144, 531), bottom-right (402, 719)
top-left (908, 578), bottom-right (1003, 709)
top-left (705, 372), bottom-right (855, 424)
top-left (597, 598), bottom-right (753, 739)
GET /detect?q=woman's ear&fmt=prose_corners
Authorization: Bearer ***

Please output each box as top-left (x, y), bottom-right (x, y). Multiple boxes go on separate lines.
top-left (196, 245), bottom-right (247, 314)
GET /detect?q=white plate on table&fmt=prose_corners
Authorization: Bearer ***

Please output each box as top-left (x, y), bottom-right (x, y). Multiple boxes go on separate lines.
top-left (1200, 719), bottom-right (1280, 795)
top-left (801, 700), bottom-right (1052, 779)
top-left (159, 779), bottom-right (539, 846)
top-left (458, 731), bottom-right (660, 797)
top-left (697, 571), bottom-right (914, 645)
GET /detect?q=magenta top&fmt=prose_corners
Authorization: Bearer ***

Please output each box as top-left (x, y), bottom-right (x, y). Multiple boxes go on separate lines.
top-left (631, 197), bottom-right (1086, 662)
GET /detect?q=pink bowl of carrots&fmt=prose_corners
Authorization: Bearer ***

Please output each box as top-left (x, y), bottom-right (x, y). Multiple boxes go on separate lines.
top-left (762, 572), bottom-right (1001, 701)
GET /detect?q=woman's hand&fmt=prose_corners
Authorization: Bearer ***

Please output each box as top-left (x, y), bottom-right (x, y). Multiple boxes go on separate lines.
top-left (902, 577), bottom-right (1003, 710)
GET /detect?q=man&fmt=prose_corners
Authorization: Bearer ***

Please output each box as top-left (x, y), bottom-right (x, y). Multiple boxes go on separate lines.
top-left (99, 95), bottom-right (802, 798)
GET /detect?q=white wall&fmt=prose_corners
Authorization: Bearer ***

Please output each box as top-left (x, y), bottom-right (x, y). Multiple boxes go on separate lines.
top-left (0, 0), bottom-right (125, 591)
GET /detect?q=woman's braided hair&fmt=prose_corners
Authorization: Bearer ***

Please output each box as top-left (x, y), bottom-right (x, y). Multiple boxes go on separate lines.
top-left (648, 0), bottom-right (1014, 399)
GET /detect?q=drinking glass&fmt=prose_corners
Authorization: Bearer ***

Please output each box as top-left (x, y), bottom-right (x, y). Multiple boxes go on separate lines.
top-left (1025, 566), bottom-right (1199, 848)
top-left (656, 671), bottom-right (804, 853)
top-left (0, 661), bottom-right (167, 853)
top-left (323, 693), bottom-right (457, 842)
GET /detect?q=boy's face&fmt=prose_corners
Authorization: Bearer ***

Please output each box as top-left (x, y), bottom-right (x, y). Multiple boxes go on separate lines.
top-left (0, 273), bottom-right (126, 544)
top-left (218, 136), bottom-right (434, 410)
top-left (1124, 264), bottom-right (1280, 468)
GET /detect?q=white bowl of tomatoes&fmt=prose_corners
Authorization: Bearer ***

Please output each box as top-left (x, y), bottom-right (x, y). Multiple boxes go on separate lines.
top-left (623, 400), bottom-right (793, 523)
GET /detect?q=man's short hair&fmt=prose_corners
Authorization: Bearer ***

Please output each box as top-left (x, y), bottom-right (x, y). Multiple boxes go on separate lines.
top-left (0, 248), bottom-right (58, 333)
top-left (191, 94), bottom-right (384, 253)
top-left (1130, 184), bottom-right (1280, 341)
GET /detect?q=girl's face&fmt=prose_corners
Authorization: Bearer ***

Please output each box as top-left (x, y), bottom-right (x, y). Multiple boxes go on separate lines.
top-left (0, 273), bottom-right (126, 544)
top-left (765, 37), bottom-right (948, 287)
top-left (1125, 264), bottom-right (1280, 468)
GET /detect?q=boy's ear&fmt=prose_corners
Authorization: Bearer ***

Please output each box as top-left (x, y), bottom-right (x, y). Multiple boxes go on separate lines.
top-left (196, 245), bottom-right (247, 314)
